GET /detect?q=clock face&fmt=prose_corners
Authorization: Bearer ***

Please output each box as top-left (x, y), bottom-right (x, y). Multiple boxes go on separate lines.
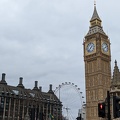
top-left (87, 42), bottom-right (95, 53)
top-left (102, 43), bottom-right (108, 52)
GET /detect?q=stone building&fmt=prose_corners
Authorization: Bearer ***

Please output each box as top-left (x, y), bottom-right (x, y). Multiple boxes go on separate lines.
top-left (0, 73), bottom-right (62, 120)
top-left (83, 3), bottom-right (111, 120)
top-left (111, 60), bottom-right (120, 92)
top-left (110, 60), bottom-right (120, 119)
top-left (84, 3), bottom-right (120, 120)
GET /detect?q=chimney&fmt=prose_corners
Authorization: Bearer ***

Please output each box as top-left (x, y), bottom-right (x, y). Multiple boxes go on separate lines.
top-left (19, 77), bottom-right (23, 84)
top-left (17, 77), bottom-right (24, 88)
top-left (2, 73), bottom-right (5, 81)
top-left (39, 86), bottom-right (42, 92)
top-left (50, 84), bottom-right (52, 91)
top-left (35, 81), bottom-right (38, 88)
top-left (33, 81), bottom-right (38, 90)
top-left (48, 84), bottom-right (54, 94)
top-left (0, 73), bottom-right (7, 85)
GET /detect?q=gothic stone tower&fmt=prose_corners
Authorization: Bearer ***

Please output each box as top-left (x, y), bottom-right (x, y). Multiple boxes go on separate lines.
top-left (110, 60), bottom-right (120, 119)
top-left (83, 5), bottom-right (111, 120)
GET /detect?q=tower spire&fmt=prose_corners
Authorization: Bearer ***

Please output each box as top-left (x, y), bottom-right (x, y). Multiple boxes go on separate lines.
top-left (90, 2), bottom-right (101, 22)
top-left (86, 1), bottom-right (106, 36)
top-left (94, 0), bottom-right (96, 6)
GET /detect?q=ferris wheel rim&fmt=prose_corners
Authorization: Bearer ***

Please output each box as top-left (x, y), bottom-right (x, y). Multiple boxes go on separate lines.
top-left (53, 82), bottom-right (85, 107)
top-left (53, 82), bottom-right (86, 119)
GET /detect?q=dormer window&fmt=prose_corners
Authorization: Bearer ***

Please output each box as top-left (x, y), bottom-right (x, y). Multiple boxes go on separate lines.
top-left (12, 90), bottom-right (19, 95)
top-left (29, 93), bottom-right (35, 97)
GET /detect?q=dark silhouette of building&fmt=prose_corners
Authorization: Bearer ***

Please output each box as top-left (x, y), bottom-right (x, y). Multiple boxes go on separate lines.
top-left (0, 73), bottom-right (62, 120)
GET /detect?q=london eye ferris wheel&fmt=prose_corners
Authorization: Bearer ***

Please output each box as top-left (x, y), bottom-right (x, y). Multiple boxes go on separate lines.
top-left (54, 82), bottom-right (85, 120)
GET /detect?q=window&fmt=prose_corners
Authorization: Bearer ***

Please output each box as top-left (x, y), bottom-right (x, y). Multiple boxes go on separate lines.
top-left (12, 90), bottom-right (19, 95)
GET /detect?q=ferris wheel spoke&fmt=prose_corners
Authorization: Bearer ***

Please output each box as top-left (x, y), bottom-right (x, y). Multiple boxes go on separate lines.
top-left (69, 110), bottom-right (75, 120)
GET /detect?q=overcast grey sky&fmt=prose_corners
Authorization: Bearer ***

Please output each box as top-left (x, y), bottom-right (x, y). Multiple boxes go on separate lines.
top-left (0, 0), bottom-right (120, 102)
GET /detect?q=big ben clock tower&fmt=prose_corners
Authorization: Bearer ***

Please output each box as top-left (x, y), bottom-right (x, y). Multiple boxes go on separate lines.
top-left (83, 3), bottom-right (111, 120)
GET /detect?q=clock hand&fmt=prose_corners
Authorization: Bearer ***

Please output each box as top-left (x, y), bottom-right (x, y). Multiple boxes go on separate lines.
top-left (90, 46), bottom-right (92, 50)
top-left (90, 45), bottom-right (92, 50)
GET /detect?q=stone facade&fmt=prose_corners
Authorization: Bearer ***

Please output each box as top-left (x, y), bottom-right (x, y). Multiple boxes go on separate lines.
top-left (110, 61), bottom-right (120, 120)
top-left (83, 5), bottom-right (111, 120)
top-left (0, 73), bottom-right (62, 120)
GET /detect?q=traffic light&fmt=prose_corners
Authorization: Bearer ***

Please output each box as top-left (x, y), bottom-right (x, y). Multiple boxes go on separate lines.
top-left (113, 96), bottom-right (120, 118)
top-left (98, 102), bottom-right (105, 118)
